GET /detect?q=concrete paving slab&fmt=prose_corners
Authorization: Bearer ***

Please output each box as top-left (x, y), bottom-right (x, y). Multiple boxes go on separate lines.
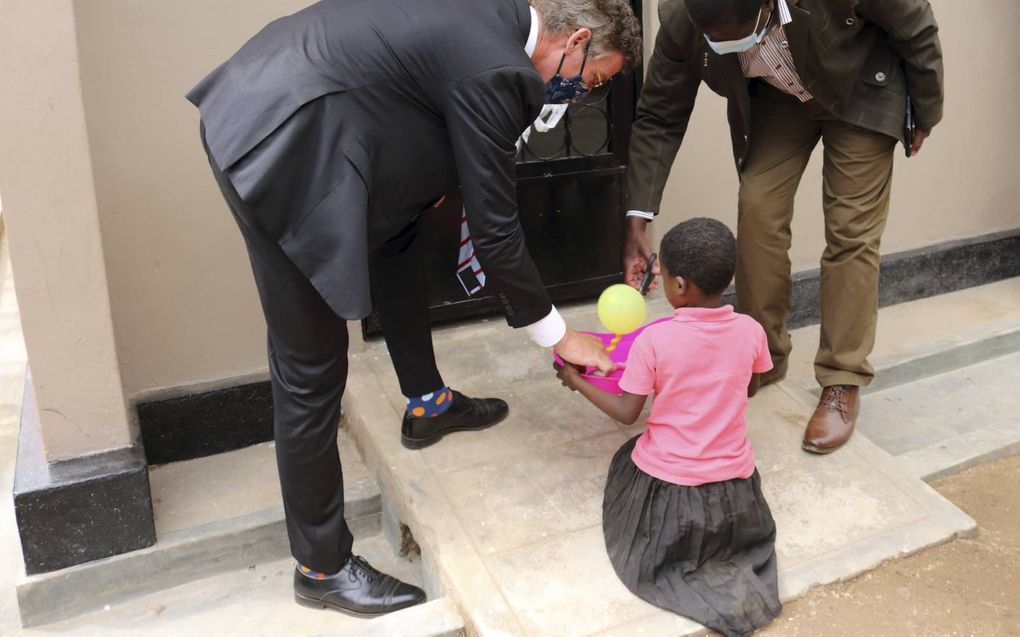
top-left (899, 422), bottom-right (1020, 483)
top-left (17, 535), bottom-right (436, 637)
top-left (436, 429), bottom-right (632, 557)
top-left (486, 526), bottom-right (695, 637)
top-left (859, 353), bottom-right (1019, 456)
top-left (859, 351), bottom-right (1020, 480)
top-left (343, 368), bottom-right (527, 636)
top-left (786, 278), bottom-right (1020, 393)
top-left (752, 386), bottom-right (975, 600)
top-left (447, 384), bottom-right (975, 635)
top-left (420, 379), bottom-right (624, 477)
top-left (150, 430), bottom-right (376, 537)
top-left (343, 299), bottom-right (977, 636)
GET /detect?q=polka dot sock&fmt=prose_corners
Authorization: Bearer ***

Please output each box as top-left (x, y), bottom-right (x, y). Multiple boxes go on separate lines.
top-left (297, 564), bottom-right (334, 580)
top-left (405, 387), bottom-right (454, 418)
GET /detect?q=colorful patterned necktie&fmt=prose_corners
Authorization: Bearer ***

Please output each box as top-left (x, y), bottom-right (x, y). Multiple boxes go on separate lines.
top-left (456, 208), bottom-right (486, 296)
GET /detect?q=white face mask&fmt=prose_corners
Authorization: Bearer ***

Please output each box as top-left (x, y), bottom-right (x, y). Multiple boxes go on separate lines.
top-left (704, 6), bottom-right (769, 55)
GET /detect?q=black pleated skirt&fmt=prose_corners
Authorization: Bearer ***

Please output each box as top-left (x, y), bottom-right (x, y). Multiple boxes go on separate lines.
top-left (603, 436), bottom-right (782, 637)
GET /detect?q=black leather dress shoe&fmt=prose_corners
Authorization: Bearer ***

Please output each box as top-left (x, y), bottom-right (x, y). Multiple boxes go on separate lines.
top-left (293, 554), bottom-right (426, 617)
top-left (401, 390), bottom-right (508, 450)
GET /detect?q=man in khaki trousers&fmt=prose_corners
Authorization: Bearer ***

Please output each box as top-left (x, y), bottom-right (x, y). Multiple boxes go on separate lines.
top-left (623, 0), bottom-right (944, 453)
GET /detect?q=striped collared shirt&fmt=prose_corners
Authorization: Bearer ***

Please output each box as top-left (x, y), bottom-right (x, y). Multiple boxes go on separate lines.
top-left (738, 0), bottom-right (813, 102)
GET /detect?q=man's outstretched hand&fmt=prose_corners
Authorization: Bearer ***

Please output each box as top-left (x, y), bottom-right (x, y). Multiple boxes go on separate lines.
top-left (623, 216), bottom-right (660, 293)
top-left (554, 328), bottom-right (614, 376)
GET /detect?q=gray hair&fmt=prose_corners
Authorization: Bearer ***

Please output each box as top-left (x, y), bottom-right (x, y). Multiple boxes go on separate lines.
top-left (531, 0), bottom-right (643, 69)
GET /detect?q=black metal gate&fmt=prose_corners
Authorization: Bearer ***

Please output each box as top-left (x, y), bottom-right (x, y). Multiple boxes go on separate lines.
top-left (364, 3), bottom-right (643, 337)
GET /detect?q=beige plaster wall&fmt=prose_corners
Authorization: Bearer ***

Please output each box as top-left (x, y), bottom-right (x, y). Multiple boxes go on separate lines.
top-left (0, 0), bottom-right (134, 460)
top-left (72, 1), bottom-right (320, 399)
top-left (69, 0), bottom-right (1019, 397)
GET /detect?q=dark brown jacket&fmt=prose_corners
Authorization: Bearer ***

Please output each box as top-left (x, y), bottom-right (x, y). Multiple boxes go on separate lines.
top-left (628, 0), bottom-right (944, 214)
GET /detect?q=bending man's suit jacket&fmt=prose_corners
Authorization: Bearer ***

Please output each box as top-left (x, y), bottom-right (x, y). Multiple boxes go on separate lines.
top-left (188, 0), bottom-right (550, 326)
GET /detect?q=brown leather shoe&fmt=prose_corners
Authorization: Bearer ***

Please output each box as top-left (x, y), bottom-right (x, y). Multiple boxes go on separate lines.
top-left (802, 385), bottom-right (860, 454)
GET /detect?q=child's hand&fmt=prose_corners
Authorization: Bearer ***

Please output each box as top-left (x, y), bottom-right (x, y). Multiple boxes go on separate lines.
top-left (554, 362), bottom-right (583, 391)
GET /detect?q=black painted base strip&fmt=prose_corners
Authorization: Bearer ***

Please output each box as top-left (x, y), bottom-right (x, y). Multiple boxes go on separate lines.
top-left (877, 229), bottom-right (1020, 308)
top-left (137, 228), bottom-right (1020, 466)
top-left (137, 381), bottom-right (274, 466)
top-left (14, 376), bottom-right (156, 576)
top-left (783, 228), bottom-right (1019, 329)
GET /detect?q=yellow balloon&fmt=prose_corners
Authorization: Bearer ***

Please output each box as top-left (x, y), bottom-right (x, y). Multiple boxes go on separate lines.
top-left (597, 284), bottom-right (647, 335)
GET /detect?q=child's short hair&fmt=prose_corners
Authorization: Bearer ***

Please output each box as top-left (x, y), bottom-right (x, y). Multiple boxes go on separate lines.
top-left (660, 218), bottom-right (737, 295)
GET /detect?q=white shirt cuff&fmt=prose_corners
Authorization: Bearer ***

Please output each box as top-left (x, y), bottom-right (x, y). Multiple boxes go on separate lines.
top-left (626, 210), bottom-right (655, 220)
top-left (523, 306), bottom-right (567, 348)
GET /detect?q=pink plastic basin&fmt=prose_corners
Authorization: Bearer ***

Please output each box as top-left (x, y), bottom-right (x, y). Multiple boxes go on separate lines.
top-left (552, 317), bottom-right (670, 394)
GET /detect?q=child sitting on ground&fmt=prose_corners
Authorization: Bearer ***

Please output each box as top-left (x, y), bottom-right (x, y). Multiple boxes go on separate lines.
top-left (556, 218), bottom-right (781, 637)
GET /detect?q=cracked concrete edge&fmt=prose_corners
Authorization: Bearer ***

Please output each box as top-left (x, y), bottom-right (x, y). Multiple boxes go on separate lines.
top-left (778, 383), bottom-right (979, 533)
top-left (15, 505), bottom-right (381, 628)
top-left (342, 357), bottom-right (525, 637)
top-left (776, 521), bottom-right (970, 604)
top-left (773, 384), bottom-right (978, 599)
top-left (317, 598), bottom-right (466, 637)
top-left (776, 497), bottom-right (975, 599)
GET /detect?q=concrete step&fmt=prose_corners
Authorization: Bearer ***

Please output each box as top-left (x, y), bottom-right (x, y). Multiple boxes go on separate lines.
top-left (15, 431), bottom-right (381, 627)
top-left (149, 431), bottom-right (379, 538)
top-left (861, 351), bottom-right (1020, 482)
top-left (27, 535), bottom-right (462, 637)
top-left (782, 277), bottom-right (1020, 481)
top-left (784, 278), bottom-right (1020, 395)
top-left (340, 283), bottom-right (985, 635)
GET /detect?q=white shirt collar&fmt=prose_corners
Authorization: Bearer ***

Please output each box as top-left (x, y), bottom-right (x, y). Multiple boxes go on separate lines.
top-left (776, 0), bottom-right (793, 25)
top-left (525, 6), bottom-right (539, 57)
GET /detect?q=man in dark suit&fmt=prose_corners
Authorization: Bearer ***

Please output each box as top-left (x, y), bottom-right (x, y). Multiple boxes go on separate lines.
top-left (622, 0), bottom-right (943, 454)
top-left (189, 0), bottom-right (642, 617)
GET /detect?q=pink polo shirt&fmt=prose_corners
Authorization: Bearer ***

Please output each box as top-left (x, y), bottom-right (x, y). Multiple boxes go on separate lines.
top-left (618, 305), bottom-right (773, 486)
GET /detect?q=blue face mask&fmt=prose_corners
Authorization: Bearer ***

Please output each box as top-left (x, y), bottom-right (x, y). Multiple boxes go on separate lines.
top-left (544, 43), bottom-right (591, 104)
top-left (704, 6), bottom-right (770, 55)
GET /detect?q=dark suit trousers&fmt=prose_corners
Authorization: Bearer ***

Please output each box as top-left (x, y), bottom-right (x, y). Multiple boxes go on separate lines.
top-left (370, 214), bottom-right (446, 398)
top-left (204, 135), bottom-right (444, 573)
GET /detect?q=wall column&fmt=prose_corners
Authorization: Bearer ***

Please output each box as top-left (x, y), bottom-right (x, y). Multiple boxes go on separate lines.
top-left (0, 0), bottom-right (155, 576)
